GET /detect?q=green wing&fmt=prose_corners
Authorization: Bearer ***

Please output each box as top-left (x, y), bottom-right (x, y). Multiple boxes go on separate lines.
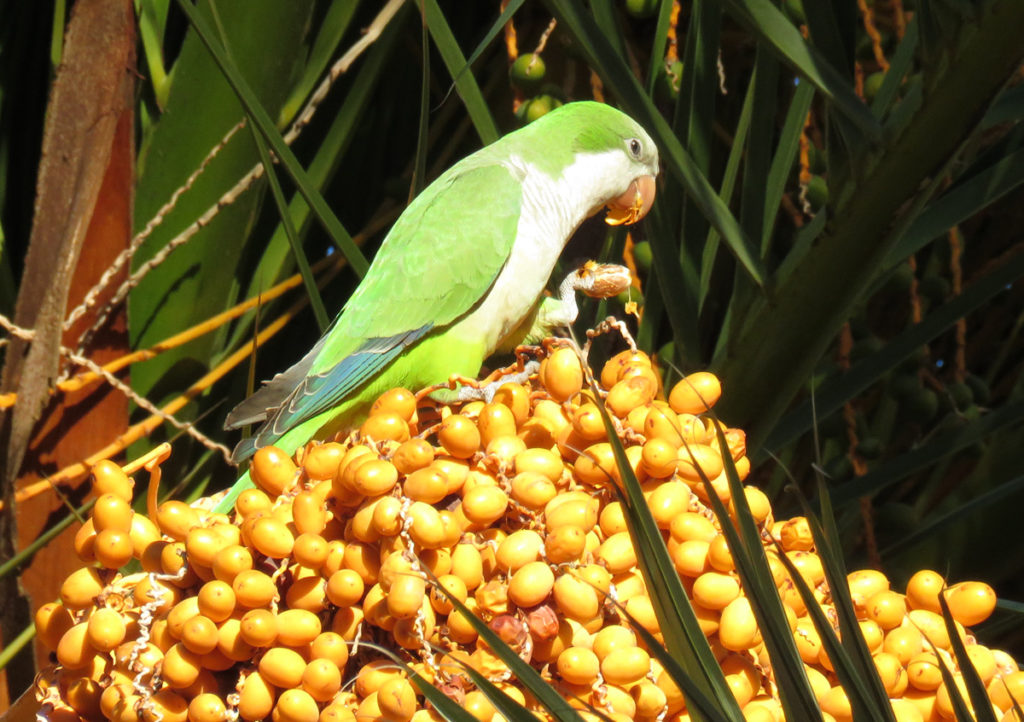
top-left (228, 161), bottom-right (523, 460)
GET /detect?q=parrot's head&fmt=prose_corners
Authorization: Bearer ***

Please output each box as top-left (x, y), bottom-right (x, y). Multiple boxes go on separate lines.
top-left (524, 101), bottom-right (659, 227)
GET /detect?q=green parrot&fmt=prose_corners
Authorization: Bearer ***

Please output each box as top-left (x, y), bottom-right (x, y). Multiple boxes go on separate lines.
top-left (218, 101), bottom-right (657, 510)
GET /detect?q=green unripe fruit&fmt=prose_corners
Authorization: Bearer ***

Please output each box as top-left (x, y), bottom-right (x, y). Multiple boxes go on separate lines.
top-left (864, 71), bottom-right (886, 103)
top-left (905, 388), bottom-right (939, 423)
top-left (626, 0), bottom-right (660, 19)
top-left (947, 382), bottom-right (973, 410)
top-left (965, 374), bottom-right (990, 405)
top-left (632, 241), bottom-right (652, 272)
top-left (657, 60), bottom-right (684, 102)
top-left (510, 53), bottom-right (546, 92)
top-left (805, 175), bottom-right (828, 212)
top-left (521, 94), bottom-right (562, 124)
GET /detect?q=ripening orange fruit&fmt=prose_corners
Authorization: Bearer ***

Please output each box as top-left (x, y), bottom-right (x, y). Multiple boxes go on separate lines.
top-left (668, 372), bottom-right (722, 414)
top-left (251, 446), bottom-right (298, 497)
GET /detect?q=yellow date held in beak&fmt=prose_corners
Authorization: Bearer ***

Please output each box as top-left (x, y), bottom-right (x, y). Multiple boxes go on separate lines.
top-left (605, 174), bottom-right (657, 226)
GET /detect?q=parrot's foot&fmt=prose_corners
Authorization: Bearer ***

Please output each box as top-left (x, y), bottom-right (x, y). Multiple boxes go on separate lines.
top-left (545, 262), bottom-right (633, 329)
top-left (453, 360), bottom-right (542, 403)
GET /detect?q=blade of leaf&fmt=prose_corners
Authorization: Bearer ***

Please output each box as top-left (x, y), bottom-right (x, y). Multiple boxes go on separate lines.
top-left (427, 571), bottom-right (585, 720)
top-left (938, 592), bottom-right (1000, 722)
top-left (764, 247), bottom-right (1024, 452)
top-left (422, 0), bottom-right (500, 146)
top-left (720, 0), bottom-right (881, 141)
top-left (278, 0), bottom-right (362, 126)
top-left (832, 400), bottom-right (1024, 506)
top-left (696, 421), bottom-right (824, 720)
top-left (591, 392), bottom-right (745, 719)
top-left (762, 79), bottom-right (814, 251)
top-left (247, 128), bottom-right (329, 331)
top-left (173, 0), bottom-right (368, 276)
top-left (885, 145), bottom-right (1024, 267)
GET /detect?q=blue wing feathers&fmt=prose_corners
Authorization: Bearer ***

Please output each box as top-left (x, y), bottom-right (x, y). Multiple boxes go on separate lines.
top-left (232, 325), bottom-right (432, 462)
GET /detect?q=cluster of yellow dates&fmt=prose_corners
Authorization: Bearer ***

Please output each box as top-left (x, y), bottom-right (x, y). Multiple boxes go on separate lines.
top-left (33, 345), bottom-right (1019, 722)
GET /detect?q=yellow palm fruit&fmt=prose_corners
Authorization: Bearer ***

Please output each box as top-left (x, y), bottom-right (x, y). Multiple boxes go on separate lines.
top-left (162, 643), bottom-right (203, 689)
top-left (865, 589), bottom-right (907, 629)
top-left (129, 514), bottom-right (161, 559)
top-left (235, 488), bottom-right (272, 519)
top-left (477, 401), bottom-right (519, 447)
top-left (544, 524), bottom-right (587, 564)
top-left (135, 574), bottom-right (181, 614)
top-left (676, 443), bottom-right (724, 483)
top-left (251, 446), bottom-right (298, 497)
top-left (35, 601), bottom-right (75, 651)
top-left (461, 484), bottom-right (509, 526)
top-left (552, 571), bottom-right (601, 621)
top-left (57, 622), bottom-right (98, 669)
top-left (450, 542), bottom-right (484, 590)
top-left (438, 414), bottom-right (481, 459)
top-left (965, 644), bottom-right (996, 684)
top-left (944, 581), bottom-right (997, 627)
top-left (599, 501), bottom-right (627, 536)
top-left (90, 459), bottom-right (134, 501)
top-left (601, 645), bottom-right (651, 686)
top-left (510, 471), bottom-right (557, 509)
top-left (139, 688), bottom-right (188, 722)
top-left (406, 501), bottom-right (446, 548)
top-left (884, 625), bottom-right (925, 665)
top-left (92, 492), bottom-right (134, 534)
top-left (60, 566), bottom-right (105, 610)
top-left (360, 411), bottom-right (411, 443)
top-left (300, 658), bottom-right (342, 702)
top-left (187, 693), bottom-right (226, 722)
top-left (596, 531), bottom-right (637, 574)
top-left (352, 458), bottom-right (400, 496)
top-left (708, 533), bottom-right (736, 573)
top-left (259, 647), bottom-right (306, 689)
top-left (272, 688), bottom-right (320, 722)
top-left (73, 518), bottom-right (97, 563)
top-left (988, 669), bottom-right (1024, 710)
top-left (403, 467), bottom-right (448, 504)
top-left (889, 698), bottom-right (925, 722)
top-left (495, 529), bottom-right (543, 572)
top-left (376, 678), bottom-right (418, 722)
top-left (276, 608), bottom-right (322, 647)
top-left (237, 608), bottom-right (277, 648)
top-left (793, 618), bottom-right (822, 664)
top-left (722, 653), bottom-right (759, 707)
top-left (545, 491), bottom-right (599, 531)
top-left (509, 560), bottom-right (555, 608)
top-left (693, 571), bottom-right (742, 610)
top-left (818, 685), bottom-right (852, 722)
top-left (669, 372), bottom-right (722, 414)
top-left (908, 608), bottom-right (957, 649)
top-left (211, 544), bottom-right (253, 583)
top-left (572, 403), bottom-right (607, 441)
top-left (236, 671), bottom-right (276, 721)
top-left (874, 652), bottom-right (908, 697)
top-left (391, 438), bottom-right (434, 476)
top-left (387, 572), bottom-right (427, 620)
top-left (906, 569), bottom-right (945, 612)
top-left (557, 646), bottom-right (601, 685)
top-left (719, 596), bottom-right (760, 651)
top-left (195, 579), bottom-right (235, 621)
top-left (670, 511), bottom-right (717, 542)
top-left (92, 529), bottom-right (132, 569)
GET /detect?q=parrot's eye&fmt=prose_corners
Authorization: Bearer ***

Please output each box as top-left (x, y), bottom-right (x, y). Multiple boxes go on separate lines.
top-left (628, 138), bottom-right (642, 158)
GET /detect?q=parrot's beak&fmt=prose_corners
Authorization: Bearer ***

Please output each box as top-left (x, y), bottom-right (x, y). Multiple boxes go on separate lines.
top-left (605, 174), bottom-right (657, 226)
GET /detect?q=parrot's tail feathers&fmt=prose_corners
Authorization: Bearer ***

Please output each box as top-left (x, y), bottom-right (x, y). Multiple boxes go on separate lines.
top-left (224, 335), bottom-right (329, 430)
top-left (230, 436), bottom-right (261, 466)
